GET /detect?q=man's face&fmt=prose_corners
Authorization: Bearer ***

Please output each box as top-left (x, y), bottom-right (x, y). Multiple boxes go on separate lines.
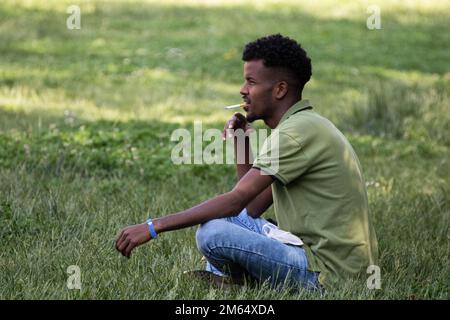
top-left (239, 59), bottom-right (276, 123)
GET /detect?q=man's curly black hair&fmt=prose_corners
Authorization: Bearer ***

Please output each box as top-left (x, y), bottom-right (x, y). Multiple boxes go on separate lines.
top-left (242, 34), bottom-right (312, 91)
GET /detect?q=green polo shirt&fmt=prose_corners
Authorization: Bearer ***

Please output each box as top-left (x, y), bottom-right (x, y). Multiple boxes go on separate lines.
top-left (253, 99), bottom-right (378, 289)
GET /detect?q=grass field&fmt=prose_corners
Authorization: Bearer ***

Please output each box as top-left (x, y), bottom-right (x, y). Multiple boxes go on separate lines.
top-left (0, 0), bottom-right (449, 299)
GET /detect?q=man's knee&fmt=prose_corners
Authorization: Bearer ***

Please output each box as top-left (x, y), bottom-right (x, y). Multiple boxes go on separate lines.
top-left (196, 219), bottom-right (228, 254)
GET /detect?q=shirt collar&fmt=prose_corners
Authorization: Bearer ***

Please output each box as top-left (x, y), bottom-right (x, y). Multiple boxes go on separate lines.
top-left (278, 99), bottom-right (313, 126)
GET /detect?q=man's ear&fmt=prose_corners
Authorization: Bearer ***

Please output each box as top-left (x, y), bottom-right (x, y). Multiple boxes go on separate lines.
top-left (274, 81), bottom-right (288, 100)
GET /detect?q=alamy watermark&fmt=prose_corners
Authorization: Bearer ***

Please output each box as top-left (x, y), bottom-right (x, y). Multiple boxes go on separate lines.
top-left (170, 122), bottom-right (279, 174)
top-left (67, 265), bottom-right (81, 290)
top-left (366, 5), bottom-right (381, 30)
top-left (66, 5), bottom-right (81, 30)
top-left (366, 265), bottom-right (381, 289)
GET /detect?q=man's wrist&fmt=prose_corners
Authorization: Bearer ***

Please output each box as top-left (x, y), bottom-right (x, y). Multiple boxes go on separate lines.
top-left (146, 218), bottom-right (158, 238)
top-left (152, 217), bottom-right (163, 235)
top-left (233, 133), bottom-right (251, 141)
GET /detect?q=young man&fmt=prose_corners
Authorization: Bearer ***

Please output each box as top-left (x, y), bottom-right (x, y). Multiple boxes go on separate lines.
top-left (115, 34), bottom-right (378, 290)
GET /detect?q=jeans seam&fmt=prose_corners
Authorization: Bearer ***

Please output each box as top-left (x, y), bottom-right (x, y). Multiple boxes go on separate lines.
top-left (208, 244), bottom-right (308, 272)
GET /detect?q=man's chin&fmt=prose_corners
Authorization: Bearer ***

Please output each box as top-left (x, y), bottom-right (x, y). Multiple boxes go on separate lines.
top-left (245, 112), bottom-right (258, 123)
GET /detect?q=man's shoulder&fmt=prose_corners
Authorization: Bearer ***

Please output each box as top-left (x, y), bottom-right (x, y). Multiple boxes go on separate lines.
top-left (278, 110), bottom-right (334, 140)
top-left (277, 111), bottom-right (355, 159)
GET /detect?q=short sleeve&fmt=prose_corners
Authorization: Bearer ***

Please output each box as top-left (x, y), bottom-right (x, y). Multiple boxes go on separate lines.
top-left (252, 130), bottom-right (311, 185)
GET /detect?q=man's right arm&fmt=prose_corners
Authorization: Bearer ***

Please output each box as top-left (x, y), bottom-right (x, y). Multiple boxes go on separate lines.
top-left (225, 113), bottom-right (273, 218)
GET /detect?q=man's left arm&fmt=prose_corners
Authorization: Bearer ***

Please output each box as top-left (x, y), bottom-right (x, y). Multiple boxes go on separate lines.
top-left (115, 168), bottom-right (274, 258)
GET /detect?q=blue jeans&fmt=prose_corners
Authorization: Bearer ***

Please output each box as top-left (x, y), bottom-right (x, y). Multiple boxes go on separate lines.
top-left (196, 208), bottom-right (320, 290)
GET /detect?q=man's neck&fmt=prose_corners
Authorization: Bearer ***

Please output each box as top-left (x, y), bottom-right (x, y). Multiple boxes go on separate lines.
top-left (264, 97), bottom-right (301, 129)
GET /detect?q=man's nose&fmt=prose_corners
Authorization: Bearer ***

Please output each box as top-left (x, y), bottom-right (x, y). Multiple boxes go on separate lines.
top-left (239, 84), bottom-right (248, 96)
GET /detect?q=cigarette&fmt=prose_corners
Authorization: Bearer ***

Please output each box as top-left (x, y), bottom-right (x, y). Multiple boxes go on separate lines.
top-left (224, 103), bottom-right (246, 109)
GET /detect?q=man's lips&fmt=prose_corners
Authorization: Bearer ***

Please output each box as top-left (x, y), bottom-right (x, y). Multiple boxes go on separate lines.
top-left (242, 99), bottom-right (250, 112)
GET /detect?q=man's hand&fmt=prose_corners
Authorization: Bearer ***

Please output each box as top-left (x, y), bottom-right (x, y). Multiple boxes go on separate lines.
top-left (222, 112), bottom-right (253, 139)
top-left (115, 223), bottom-right (151, 258)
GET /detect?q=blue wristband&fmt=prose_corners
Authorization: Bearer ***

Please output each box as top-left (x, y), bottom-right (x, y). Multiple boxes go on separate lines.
top-left (146, 218), bottom-right (158, 239)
